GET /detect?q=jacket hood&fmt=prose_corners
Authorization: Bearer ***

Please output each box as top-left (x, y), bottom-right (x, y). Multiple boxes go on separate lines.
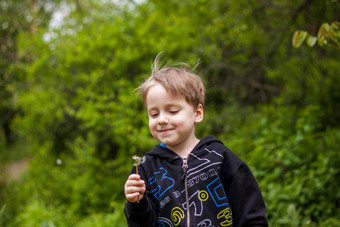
top-left (145, 135), bottom-right (223, 160)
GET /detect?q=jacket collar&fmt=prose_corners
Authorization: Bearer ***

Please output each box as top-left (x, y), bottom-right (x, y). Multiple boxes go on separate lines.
top-left (146, 135), bottom-right (222, 160)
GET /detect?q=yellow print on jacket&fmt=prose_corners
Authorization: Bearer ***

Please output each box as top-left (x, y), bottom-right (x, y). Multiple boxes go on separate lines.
top-left (217, 207), bottom-right (233, 226)
top-left (199, 190), bottom-right (209, 201)
top-left (171, 207), bottom-right (184, 226)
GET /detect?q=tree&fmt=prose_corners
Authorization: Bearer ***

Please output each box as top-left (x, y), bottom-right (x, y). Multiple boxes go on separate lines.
top-left (0, 0), bottom-right (60, 154)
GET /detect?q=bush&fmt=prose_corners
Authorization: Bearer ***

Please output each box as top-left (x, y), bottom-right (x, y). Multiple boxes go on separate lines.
top-left (220, 105), bottom-right (340, 226)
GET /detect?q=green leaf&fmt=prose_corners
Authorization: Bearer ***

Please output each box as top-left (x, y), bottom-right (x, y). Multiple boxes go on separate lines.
top-left (306, 36), bottom-right (317, 47)
top-left (318, 37), bottom-right (327, 46)
top-left (292, 30), bottom-right (308, 48)
top-left (321, 23), bottom-right (331, 33)
top-left (331, 21), bottom-right (340, 30)
top-left (318, 23), bottom-right (330, 39)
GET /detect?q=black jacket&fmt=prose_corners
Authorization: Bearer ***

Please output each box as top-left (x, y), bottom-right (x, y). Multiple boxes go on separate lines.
top-left (124, 135), bottom-right (268, 227)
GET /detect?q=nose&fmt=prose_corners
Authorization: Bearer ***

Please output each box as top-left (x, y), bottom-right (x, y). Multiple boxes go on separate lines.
top-left (157, 113), bottom-right (169, 124)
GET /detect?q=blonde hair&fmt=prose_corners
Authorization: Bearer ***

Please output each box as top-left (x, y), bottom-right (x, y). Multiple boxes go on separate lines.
top-left (137, 54), bottom-right (205, 108)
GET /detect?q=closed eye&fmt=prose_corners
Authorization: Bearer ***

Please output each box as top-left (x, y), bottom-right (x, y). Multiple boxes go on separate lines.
top-left (169, 110), bottom-right (179, 114)
top-left (149, 113), bottom-right (159, 118)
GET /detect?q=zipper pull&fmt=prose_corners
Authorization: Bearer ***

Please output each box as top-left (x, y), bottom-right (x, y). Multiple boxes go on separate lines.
top-left (182, 158), bottom-right (188, 169)
top-left (181, 158), bottom-right (188, 180)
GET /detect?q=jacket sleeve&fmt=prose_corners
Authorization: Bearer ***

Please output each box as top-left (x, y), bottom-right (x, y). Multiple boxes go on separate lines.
top-left (124, 165), bottom-right (158, 227)
top-left (124, 194), bottom-right (158, 227)
top-left (225, 162), bottom-right (268, 227)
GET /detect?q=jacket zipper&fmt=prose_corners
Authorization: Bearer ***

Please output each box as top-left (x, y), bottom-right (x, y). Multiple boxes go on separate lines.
top-left (182, 157), bottom-right (190, 227)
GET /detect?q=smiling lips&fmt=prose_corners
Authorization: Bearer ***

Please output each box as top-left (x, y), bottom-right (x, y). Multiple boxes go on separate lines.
top-left (158, 128), bottom-right (174, 134)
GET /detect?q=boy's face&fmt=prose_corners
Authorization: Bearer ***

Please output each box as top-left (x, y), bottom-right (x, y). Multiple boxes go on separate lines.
top-left (146, 82), bottom-right (203, 152)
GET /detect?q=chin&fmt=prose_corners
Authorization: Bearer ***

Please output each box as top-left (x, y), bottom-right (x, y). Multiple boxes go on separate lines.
top-left (159, 139), bottom-right (174, 146)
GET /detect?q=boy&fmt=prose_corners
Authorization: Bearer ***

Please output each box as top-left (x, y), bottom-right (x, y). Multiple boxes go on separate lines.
top-left (124, 57), bottom-right (268, 227)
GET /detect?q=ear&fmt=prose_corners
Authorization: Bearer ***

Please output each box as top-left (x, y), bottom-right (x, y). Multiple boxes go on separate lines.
top-left (194, 104), bottom-right (204, 124)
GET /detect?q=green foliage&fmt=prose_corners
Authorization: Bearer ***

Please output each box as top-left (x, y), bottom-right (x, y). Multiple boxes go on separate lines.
top-left (239, 105), bottom-right (340, 226)
top-left (293, 22), bottom-right (340, 49)
top-left (208, 103), bottom-right (340, 226)
top-left (1, 0), bottom-right (340, 226)
top-left (293, 0), bottom-right (340, 50)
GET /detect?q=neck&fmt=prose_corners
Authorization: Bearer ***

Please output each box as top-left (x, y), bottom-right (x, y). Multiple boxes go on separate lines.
top-left (168, 137), bottom-right (200, 158)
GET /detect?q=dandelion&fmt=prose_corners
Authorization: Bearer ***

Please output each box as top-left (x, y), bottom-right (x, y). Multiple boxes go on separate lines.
top-left (132, 155), bottom-right (145, 175)
top-left (132, 155), bottom-right (145, 203)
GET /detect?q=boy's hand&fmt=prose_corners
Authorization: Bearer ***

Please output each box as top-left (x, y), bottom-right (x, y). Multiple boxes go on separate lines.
top-left (124, 174), bottom-right (146, 203)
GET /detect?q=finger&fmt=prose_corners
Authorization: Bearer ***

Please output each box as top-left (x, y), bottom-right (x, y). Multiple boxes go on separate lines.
top-left (126, 179), bottom-right (145, 187)
top-left (126, 185), bottom-right (145, 196)
top-left (126, 186), bottom-right (146, 202)
top-left (125, 184), bottom-right (146, 194)
top-left (125, 186), bottom-right (146, 194)
top-left (126, 192), bottom-right (140, 203)
top-left (129, 174), bottom-right (141, 180)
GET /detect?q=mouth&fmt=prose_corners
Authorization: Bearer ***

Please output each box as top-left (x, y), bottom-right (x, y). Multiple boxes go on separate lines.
top-left (158, 128), bottom-right (174, 134)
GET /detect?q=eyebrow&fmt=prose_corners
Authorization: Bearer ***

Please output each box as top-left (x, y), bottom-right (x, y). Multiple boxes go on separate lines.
top-left (147, 103), bottom-right (182, 112)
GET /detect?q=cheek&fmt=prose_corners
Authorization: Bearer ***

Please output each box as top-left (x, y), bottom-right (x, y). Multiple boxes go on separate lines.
top-left (148, 119), bottom-right (155, 130)
top-left (171, 115), bottom-right (187, 128)
top-left (148, 121), bottom-right (158, 138)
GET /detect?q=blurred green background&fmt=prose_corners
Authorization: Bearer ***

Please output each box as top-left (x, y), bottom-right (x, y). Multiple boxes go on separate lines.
top-left (0, 0), bottom-right (339, 226)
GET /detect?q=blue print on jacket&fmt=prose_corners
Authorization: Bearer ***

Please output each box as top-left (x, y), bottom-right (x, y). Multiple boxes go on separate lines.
top-left (206, 177), bottom-right (229, 207)
top-left (148, 167), bottom-right (175, 200)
